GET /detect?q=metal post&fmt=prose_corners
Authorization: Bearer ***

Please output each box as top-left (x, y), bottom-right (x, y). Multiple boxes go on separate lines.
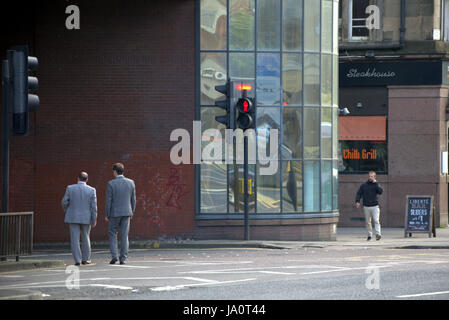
top-left (244, 135), bottom-right (249, 240)
top-left (2, 59), bottom-right (10, 213)
top-left (1, 60), bottom-right (9, 261)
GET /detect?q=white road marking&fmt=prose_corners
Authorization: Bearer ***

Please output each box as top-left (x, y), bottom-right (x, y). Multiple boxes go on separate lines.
top-left (396, 290), bottom-right (449, 298)
top-left (150, 278), bottom-right (257, 292)
top-left (89, 284), bottom-right (133, 290)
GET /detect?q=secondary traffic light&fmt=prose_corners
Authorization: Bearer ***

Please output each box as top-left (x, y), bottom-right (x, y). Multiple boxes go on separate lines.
top-left (7, 45), bottom-right (39, 136)
top-left (214, 79), bottom-right (235, 129)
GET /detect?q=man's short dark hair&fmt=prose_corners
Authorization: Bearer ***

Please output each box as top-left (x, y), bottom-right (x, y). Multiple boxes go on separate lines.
top-left (113, 163), bottom-right (124, 175)
top-left (78, 171), bottom-right (88, 181)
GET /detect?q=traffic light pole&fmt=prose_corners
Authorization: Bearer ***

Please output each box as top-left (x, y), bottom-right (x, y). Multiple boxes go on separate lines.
top-left (2, 59), bottom-right (9, 213)
top-left (244, 135), bottom-right (249, 240)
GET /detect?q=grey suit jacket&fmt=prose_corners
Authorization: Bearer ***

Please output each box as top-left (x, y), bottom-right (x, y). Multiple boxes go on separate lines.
top-left (62, 182), bottom-right (97, 225)
top-left (105, 175), bottom-right (136, 218)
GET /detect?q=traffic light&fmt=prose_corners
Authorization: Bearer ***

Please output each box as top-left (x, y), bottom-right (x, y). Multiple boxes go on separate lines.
top-left (7, 45), bottom-right (39, 136)
top-left (214, 80), bottom-right (235, 129)
top-left (234, 79), bottom-right (255, 130)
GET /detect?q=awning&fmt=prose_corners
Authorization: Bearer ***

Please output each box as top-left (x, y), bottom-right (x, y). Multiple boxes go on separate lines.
top-left (338, 116), bottom-right (386, 141)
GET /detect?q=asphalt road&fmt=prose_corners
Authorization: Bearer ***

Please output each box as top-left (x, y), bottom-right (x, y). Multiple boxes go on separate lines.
top-left (1, 246), bottom-right (448, 303)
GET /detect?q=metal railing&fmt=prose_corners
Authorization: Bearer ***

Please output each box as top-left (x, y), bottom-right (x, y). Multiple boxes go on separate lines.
top-left (0, 212), bottom-right (34, 261)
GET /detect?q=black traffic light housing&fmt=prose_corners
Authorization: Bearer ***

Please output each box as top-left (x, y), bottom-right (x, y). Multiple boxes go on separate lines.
top-left (214, 80), bottom-right (235, 130)
top-left (7, 45), bottom-right (39, 136)
top-left (234, 79), bottom-right (255, 130)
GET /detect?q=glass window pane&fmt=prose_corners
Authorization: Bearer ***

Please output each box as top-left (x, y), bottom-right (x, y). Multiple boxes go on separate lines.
top-left (304, 107), bottom-right (320, 158)
top-left (304, 160), bottom-right (320, 212)
top-left (321, 160), bottom-right (332, 211)
top-left (283, 0), bottom-right (303, 51)
top-left (201, 107), bottom-right (226, 161)
top-left (322, 0), bottom-right (332, 53)
top-left (201, 0), bottom-right (227, 50)
top-left (229, 53), bottom-right (255, 78)
top-left (201, 52), bottom-right (227, 105)
top-left (282, 53), bottom-right (303, 106)
top-left (332, 159), bottom-right (338, 210)
top-left (257, 53), bottom-right (281, 105)
top-left (321, 54), bottom-right (332, 106)
top-left (338, 141), bottom-right (388, 173)
top-left (333, 0), bottom-right (338, 54)
top-left (229, 0), bottom-right (255, 50)
top-left (229, 164), bottom-right (256, 213)
top-left (257, 0), bottom-right (281, 51)
top-left (332, 107), bottom-right (338, 158)
top-left (282, 160), bottom-right (303, 212)
top-left (201, 163), bottom-right (227, 213)
top-left (304, 0), bottom-right (320, 51)
top-left (304, 54), bottom-right (320, 105)
top-left (257, 107), bottom-right (281, 162)
top-left (257, 162), bottom-right (281, 213)
top-left (282, 108), bottom-right (302, 159)
top-left (321, 108), bottom-right (332, 158)
top-left (333, 55), bottom-right (338, 106)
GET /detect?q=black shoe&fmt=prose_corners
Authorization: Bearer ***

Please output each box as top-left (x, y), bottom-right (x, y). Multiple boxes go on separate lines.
top-left (367, 236), bottom-right (372, 241)
top-left (82, 260), bottom-right (91, 265)
top-left (109, 258), bottom-right (118, 264)
top-left (75, 262), bottom-right (80, 266)
top-left (376, 234), bottom-right (382, 241)
top-left (120, 261), bottom-right (126, 265)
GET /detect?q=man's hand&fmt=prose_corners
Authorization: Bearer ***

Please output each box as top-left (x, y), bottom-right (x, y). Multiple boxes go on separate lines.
top-left (355, 202), bottom-right (360, 208)
top-left (92, 221), bottom-right (97, 228)
top-left (105, 217), bottom-right (109, 222)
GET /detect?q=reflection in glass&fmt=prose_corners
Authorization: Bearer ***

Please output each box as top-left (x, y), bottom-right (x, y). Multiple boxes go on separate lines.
top-left (201, 107), bottom-right (226, 161)
top-left (333, 160), bottom-right (338, 210)
top-left (333, 55), bottom-right (338, 106)
top-left (229, 0), bottom-right (255, 50)
top-left (282, 53), bottom-right (303, 106)
top-left (321, 0), bottom-right (333, 53)
top-left (304, 160), bottom-right (320, 212)
top-left (304, 108), bottom-right (319, 158)
top-left (321, 160), bottom-right (332, 211)
top-left (321, 55), bottom-right (332, 106)
top-left (321, 108), bottom-right (332, 158)
top-left (283, 0), bottom-right (303, 51)
top-left (229, 164), bottom-right (256, 213)
top-left (257, 162), bottom-right (281, 213)
top-left (304, 0), bottom-right (320, 52)
top-left (304, 54), bottom-right (320, 105)
top-left (257, 53), bottom-right (281, 105)
top-left (332, 107), bottom-right (338, 158)
top-left (201, 0), bottom-right (227, 50)
top-left (282, 108), bottom-right (302, 159)
top-left (282, 160), bottom-right (303, 212)
top-left (229, 53), bottom-right (255, 78)
top-left (201, 163), bottom-right (227, 213)
top-left (257, 107), bottom-right (281, 161)
top-left (201, 52), bottom-right (227, 105)
top-left (257, 0), bottom-right (281, 51)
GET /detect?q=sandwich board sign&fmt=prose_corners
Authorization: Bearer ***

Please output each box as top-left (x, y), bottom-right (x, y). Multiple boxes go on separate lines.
top-left (404, 195), bottom-right (436, 238)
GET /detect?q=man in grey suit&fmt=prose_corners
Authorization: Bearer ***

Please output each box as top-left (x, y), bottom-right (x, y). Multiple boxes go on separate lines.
top-left (105, 163), bottom-right (136, 265)
top-left (61, 172), bottom-right (97, 266)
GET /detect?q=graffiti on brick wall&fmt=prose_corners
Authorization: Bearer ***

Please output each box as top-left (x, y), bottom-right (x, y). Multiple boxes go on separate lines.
top-left (140, 167), bottom-right (189, 228)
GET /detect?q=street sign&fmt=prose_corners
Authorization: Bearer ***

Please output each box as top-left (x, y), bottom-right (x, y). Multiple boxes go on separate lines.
top-left (404, 195), bottom-right (436, 238)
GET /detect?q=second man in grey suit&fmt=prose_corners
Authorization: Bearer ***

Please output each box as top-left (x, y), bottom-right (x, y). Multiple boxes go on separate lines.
top-left (105, 163), bottom-right (136, 264)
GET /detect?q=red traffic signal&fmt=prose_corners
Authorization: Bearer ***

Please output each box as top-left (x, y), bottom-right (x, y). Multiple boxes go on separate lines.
top-left (236, 97), bottom-right (253, 113)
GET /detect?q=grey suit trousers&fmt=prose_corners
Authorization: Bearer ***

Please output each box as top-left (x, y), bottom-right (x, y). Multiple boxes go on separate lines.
top-left (69, 223), bottom-right (91, 263)
top-left (108, 216), bottom-right (130, 262)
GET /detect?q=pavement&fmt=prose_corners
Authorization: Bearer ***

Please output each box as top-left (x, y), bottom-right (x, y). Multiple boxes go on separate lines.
top-left (1, 226), bottom-right (448, 300)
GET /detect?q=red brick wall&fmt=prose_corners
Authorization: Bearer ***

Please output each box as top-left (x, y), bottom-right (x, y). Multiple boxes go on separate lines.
top-left (1, 0), bottom-right (196, 242)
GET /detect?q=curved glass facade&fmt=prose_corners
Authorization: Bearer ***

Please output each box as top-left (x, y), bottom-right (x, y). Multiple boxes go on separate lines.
top-left (198, 0), bottom-right (339, 216)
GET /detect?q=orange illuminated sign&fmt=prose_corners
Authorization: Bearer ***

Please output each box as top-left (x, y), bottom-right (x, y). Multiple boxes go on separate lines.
top-left (343, 148), bottom-right (377, 160)
top-left (235, 84), bottom-right (253, 91)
